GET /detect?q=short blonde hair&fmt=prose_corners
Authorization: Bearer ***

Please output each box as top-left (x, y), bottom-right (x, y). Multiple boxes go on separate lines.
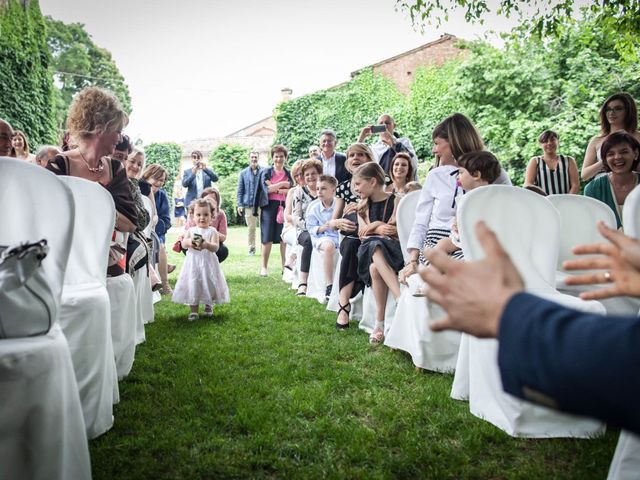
top-left (66, 87), bottom-right (128, 143)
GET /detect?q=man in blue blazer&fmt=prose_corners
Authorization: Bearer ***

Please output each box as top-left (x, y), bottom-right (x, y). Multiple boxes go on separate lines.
top-left (423, 220), bottom-right (640, 435)
top-left (182, 150), bottom-right (218, 208)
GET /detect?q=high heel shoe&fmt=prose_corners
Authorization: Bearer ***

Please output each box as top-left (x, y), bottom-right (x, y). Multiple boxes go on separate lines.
top-left (335, 302), bottom-right (350, 330)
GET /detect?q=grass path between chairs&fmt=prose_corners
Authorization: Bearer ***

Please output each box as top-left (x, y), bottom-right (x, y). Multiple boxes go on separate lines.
top-left (90, 226), bottom-right (618, 479)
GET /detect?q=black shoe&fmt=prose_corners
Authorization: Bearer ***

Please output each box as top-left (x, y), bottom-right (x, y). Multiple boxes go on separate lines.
top-left (335, 301), bottom-right (350, 330)
top-left (325, 284), bottom-right (333, 299)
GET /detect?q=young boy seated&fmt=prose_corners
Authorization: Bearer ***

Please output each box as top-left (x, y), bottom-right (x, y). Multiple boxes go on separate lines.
top-left (305, 175), bottom-right (340, 301)
top-left (415, 151), bottom-right (501, 297)
top-left (432, 150), bottom-right (501, 257)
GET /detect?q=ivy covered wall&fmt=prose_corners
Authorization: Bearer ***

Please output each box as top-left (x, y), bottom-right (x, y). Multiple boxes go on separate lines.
top-left (0, 0), bottom-right (57, 145)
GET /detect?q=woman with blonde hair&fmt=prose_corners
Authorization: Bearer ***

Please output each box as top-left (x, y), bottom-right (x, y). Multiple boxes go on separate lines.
top-left (46, 86), bottom-right (137, 277)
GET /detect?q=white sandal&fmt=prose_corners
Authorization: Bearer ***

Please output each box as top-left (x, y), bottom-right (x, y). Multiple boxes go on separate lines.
top-left (187, 312), bottom-right (199, 321)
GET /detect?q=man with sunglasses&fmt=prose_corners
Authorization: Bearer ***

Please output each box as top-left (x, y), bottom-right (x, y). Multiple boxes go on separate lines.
top-left (182, 150), bottom-right (219, 208)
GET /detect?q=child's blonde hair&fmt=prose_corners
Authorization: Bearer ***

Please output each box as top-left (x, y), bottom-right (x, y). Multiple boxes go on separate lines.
top-left (191, 198), bottom-right (216, 216)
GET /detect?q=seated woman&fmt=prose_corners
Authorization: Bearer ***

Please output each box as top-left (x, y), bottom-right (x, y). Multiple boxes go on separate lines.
top-left (385, 152), bottom-right (415, 197)
top-left (582, 92), bottom-right (640, 182)
top-left (327, 143), bottom-right (375, 329)
top-left (281, 159), bottom-right (305, 271)
top-left (11, 130), bottom-right (36, 163)
top-left (584, 131), bottom-right (640, 230)
top-left (291, 158), bottom-right (322, 295)
top-left (46, 86), bottom-right (137, 277)
top-left (141, 164), bottom-right (172, 292)
top-left (354, 163), bottom-right (403, 344)
top-left (524, 130), bottom-right (579, 195)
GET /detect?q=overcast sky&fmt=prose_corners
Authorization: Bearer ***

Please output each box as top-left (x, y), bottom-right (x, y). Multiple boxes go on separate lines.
top-left (40, 0), bottom-right (517, 144)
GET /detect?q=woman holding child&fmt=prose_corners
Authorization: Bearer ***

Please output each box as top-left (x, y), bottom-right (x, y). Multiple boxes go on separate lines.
top-left (254, 145), bottom-right (293, 277)
top-left (328, 143), bottom-right (375, 329)
top-left (353, 163), bottom-right (404, 344)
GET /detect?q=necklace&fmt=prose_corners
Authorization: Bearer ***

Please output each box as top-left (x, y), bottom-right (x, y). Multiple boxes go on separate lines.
top-left (79, 150), bottom-right (104, 173)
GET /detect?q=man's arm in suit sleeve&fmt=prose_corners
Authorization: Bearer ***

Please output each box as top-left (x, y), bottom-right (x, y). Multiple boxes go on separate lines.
top-left (182, 169), bottom-right (194, 188)
top-left (204, 168), bottom-right (219, 183)
top-left (498, 292), bottom-right (640, 434)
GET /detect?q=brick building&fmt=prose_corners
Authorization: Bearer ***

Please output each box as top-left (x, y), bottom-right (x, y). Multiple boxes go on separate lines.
top-left (351, 34), bottom-right (464, 94)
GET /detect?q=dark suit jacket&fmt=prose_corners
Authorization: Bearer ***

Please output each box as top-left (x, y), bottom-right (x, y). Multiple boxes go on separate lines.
top-left (498, 292), bottom-right (640, 435)
top-left (334, 152), bottom-right (350, 184)
top-left (182, 167), bottom-right (218, 207)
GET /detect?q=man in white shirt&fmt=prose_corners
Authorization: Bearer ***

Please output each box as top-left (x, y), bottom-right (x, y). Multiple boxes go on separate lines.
top-left (358, 114), bottom-right (418, 181)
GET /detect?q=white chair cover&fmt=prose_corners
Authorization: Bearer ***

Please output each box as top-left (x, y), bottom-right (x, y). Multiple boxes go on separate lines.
top-left (325, 256), bottom-right (341, 312)
top-left (358, 288), bottom-right (396, 334)
top-left (0, 159), bottom-right (91, 479)
top-left (288, 244), bottom-right (303, 290)
top-left (305, 247), bottom-right (339, 304)
top-left (134, 269), bottom-right (155, 325)
top-left (454, 185), bottom-right (606, 437)
top-left (384, 190), bottom-right (460, 371)
top-left (607, 431), bottom-right (640, 480)
top-left (58, 176), bottom-right (118, 438)
top-left (548, 194), bottom-right (640, 316)
top-left (623, 184), bottom-right (640, 237)
top-left (142, 195), bottom-right (162, 307)
top-left (107, 271), bottom-right (138, 378)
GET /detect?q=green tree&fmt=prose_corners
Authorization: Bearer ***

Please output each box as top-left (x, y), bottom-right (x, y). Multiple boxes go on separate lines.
top-left (209, 143), bottom-right (251, 177)
top-left (0, 0), bottom-right (57, 145)
top-left (145, 142), bottom-right (182, 202)
top-left (396, 0), bottom-right (640, 59)
top-left (45, 16), bottom-right (131, 133)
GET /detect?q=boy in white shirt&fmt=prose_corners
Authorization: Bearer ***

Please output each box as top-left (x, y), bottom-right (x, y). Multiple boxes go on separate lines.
top-left (306, 175), bottom-right (340, 301)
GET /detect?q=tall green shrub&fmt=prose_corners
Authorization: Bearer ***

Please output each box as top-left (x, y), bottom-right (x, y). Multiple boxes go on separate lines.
top-left (209, 143), bottom-right (251, 177)
top-left (0, 0), bottom-right (57, 145)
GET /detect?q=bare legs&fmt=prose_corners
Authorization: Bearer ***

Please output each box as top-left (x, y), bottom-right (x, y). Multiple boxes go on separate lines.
top-left (319, 241), bottom-right (336, 284)
top-left (260, 241), bottom-right (286, 276)
top-left (159, 243), bottom-right (171, 294)
top-left (369, 247), bottom-right (400, 342)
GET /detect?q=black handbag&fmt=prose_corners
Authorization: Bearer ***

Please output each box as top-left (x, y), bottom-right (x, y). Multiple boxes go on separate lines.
top-left (0, 240), bottom-right (56, 338)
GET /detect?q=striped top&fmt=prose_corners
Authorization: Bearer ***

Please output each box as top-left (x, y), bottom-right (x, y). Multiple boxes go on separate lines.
top-left (534, 155), bottom-right (572, 195)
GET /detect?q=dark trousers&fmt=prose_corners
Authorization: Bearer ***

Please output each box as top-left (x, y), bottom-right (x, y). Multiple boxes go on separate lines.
top-left (297, 231), bottom-right (313, 274)
top-left (216, 242), bottom-right (229, 263)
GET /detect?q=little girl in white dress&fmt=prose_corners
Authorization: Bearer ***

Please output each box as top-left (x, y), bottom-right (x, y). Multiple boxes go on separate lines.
top-left (172, 198), bottom-right (229, 320)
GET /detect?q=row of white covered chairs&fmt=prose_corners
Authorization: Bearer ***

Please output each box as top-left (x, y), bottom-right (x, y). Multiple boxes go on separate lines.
top-left (0, 158), bottom-right (157, 480)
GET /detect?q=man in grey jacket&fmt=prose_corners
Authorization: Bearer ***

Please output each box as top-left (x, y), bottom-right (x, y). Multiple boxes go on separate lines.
top-left (237, 151), bottom-right (262, 255)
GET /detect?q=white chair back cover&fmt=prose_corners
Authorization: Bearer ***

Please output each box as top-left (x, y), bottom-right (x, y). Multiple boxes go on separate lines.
top-left (455, 185), bottom-right (605, 437)
top-left (0, 158), bottom-right (91, 479)
top-left (547, 194), bottom-right (616, 270)
top-left (623, 184), bottom-right (640, 238)
top-left (396, 190), bottom-right (420, 263)
top-left (459, 185), bottom-right (559, 292)
top-left (59, 176), bottom-right (115, 285)
top-left (0, 158), bottom-right (74, 308)
top-left (549, 194), bottom-right (639, 315)
top-left (607, 431), bottom-right (640, 480)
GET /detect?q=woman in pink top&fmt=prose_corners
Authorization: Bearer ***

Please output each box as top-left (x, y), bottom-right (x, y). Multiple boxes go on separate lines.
top-left (253, 144), bottom-right (293, 276)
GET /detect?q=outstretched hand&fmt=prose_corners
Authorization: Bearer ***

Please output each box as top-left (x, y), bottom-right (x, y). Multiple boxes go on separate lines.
top-left (563, 221), bottom-right (640, 300)
top-left (422, 221), bottom-right (524, 338)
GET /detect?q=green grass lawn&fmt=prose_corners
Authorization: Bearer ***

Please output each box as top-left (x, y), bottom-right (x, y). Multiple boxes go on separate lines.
top-left (90, 226), bottom-right (618, 479)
